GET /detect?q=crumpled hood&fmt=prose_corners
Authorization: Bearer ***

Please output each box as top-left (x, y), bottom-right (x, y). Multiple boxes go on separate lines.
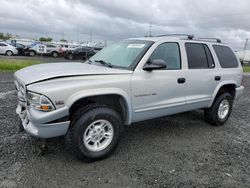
top-left (14, 62), bottom-right (132, 85)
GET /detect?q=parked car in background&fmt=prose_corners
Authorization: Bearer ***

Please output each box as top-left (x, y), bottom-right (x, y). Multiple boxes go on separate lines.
top-left (64, 47), bottom-right (96, 60)
top-left (0, 42), bottom-right (18, 56)
top-left (10, 42), bottom-right (26, 55)
top-left (59, 44), bottom-right (81, 55)
top-left (25, 43), bottom-right (62, 57)
top-left (9, 38), bottom-right (35, 46)
top-left (93, 46), bottom-right (103, 53)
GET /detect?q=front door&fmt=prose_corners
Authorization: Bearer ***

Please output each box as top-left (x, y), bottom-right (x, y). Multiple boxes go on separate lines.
top-left (131, 42), bottom-right (187, 122)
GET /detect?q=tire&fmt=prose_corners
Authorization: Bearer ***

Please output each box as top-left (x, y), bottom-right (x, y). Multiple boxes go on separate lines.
top-left (52, 51), bottom-right (58, 58)
top-left (204, 93), bottom-right (233, 126)
top-left (6, 50), bottom-right (13, 56)
top-left (68, 54), bottom-right (73, 60)
top-left (66, 104), bottom-right (123, 162)
top-left (29, 51), bottom-right (36, 57)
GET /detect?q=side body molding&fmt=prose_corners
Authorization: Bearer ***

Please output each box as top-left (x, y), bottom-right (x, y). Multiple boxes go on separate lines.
top-left (65, 88), bottom-right (132, 125)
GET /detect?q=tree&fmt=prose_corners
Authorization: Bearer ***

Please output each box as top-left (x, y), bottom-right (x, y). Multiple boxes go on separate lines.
top-left (0, 32), bottom-right (12, 40)
top-left (39, 37), bottom-right (53, 42)
top-left (60, 39), bottom-right (68, 43)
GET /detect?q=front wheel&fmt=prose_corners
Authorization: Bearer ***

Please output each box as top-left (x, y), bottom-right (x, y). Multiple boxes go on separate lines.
top-left (52, 51), bottom-right (58, 57)
top-left (6, 50), bottom-right (13, 56)
top-left (68, 54), bottom-right (73, 60)
top-left (204, 93), bottom-right (233, 126)
top-left (66, 105), bottom-right (123, 162)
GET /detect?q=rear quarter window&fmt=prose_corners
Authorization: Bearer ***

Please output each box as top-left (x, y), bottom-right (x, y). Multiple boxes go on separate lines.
top-left (213, 45), bottom-right (238, 68)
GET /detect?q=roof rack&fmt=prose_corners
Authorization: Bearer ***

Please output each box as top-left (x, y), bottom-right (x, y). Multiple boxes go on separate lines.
top-left (155, 34), bottom-right (194, 40)
top-left (197, 38), bottom-right (222, 43)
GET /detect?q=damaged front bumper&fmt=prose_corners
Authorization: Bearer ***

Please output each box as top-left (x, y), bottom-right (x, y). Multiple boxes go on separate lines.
top-left (17, 104), bottom-right (70, 138)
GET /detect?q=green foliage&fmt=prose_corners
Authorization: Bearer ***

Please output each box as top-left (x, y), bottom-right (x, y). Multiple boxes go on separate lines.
top-left (60, 39), bottom-right (68, 43)
top-left (0, 32), bottom-right (12, 40)
top-left (0, 59), bottom-right (41, 72)
top-left (243, 66), bottom-right (250, 72)
top-left (39, 37), bottom-right (53, 42)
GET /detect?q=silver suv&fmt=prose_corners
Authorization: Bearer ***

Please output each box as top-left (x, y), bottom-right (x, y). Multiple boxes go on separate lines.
top-left (14, 35), bottom-right (244, 161)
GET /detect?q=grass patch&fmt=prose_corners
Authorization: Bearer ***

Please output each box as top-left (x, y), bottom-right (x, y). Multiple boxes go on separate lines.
top-left (0, 59), bottom-right (41, 72)
top-left (243, 66), bottom-right (250, 73)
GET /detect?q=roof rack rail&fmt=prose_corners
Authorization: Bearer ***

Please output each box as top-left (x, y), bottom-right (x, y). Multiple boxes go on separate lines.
top-left (155, 34), bottom-right (194, 40)
top-left (197, 38), bottom-right (221, 43)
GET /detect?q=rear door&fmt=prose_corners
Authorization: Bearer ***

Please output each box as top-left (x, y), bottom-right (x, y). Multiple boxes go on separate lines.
top-left (185, 43), bottom-right (219, 108)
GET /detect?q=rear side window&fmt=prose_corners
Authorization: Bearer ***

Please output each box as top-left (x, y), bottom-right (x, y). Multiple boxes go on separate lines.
top-left (185, 43), bottom-right (214, 69)
top-left (213, 45), bottom-right (238, 68)
top-left (46, 45), bottom-right (56, 48)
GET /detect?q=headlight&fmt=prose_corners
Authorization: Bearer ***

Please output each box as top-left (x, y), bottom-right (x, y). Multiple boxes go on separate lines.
top-left (27, 91), bottom-right (55, 111)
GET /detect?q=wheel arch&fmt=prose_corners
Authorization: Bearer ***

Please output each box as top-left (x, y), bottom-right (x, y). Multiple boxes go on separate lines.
top-left (5, 49), bottom-right (13, 55)
top-left (209, 81), bottom-right (237, 107)
top-left (66, 89), bottom-right (132, 125)
top-left (29, 50), bottom-right (36, 55)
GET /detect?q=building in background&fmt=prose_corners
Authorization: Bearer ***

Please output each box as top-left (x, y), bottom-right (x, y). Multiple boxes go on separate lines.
top-left (235, 50), bottom-right (250, 64)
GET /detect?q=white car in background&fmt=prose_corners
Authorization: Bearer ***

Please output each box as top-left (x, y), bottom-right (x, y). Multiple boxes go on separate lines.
top-left (0, 42), bottom-right (18, 56)
top-left (26, 43), bottom-right (62, 57)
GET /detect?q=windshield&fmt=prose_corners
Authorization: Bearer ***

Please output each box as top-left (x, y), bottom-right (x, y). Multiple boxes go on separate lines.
top-left (90, 40), bottom-right (152, 69)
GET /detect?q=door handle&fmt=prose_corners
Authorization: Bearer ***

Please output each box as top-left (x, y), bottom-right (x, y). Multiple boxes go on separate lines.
top-left (215, 76), bottom-right (221, 81)
top-left (177, 78), bottom-right (186, 84)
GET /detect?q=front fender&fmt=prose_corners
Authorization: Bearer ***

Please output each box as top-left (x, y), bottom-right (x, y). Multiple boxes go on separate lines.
top-left (208, 80), bottom-right (237, 107)
top-left (65, 88), bottom-right (132, 125)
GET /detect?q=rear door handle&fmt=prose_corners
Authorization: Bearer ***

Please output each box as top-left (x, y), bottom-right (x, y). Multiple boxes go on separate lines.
top-left (215, 76), bottom-right (221, 81)
top-left (177, 78), bottom-right (186, 84)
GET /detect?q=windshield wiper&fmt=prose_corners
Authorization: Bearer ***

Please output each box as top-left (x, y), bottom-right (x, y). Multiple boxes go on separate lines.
top-left (86, 59), bottom-right (93, 64)
top-left (94, 60), bottom-right (113, 68)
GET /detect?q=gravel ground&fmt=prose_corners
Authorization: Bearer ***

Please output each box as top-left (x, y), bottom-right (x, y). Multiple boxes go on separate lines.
top-left (0, 72), bottom-right (249, 188)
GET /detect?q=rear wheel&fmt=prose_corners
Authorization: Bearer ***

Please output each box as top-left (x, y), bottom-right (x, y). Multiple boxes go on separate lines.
top-left (6, 50), bottom-right (13, 56)
top-left (66, 104), bottom-right (123, 162)
top-left (204, 93), bottom-right (233, 126)
top-left (29, 50), bottom-right (36, 57)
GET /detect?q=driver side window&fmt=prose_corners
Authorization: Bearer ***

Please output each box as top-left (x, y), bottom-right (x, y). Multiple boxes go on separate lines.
top-left (149, 43), bottom-right (181, 70)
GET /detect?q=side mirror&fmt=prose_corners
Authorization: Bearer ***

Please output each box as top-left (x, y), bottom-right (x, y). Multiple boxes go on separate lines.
top-left (143, 59), bottom-right (167, 71)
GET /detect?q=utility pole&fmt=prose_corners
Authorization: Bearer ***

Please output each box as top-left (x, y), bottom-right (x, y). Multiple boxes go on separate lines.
top-left (62, 32), bottom-right (65, 40)
top-left (243, 38), bottom-right (249, 64)
top-left (149, 22), bottom-right (152, 37)
top-left (77, 24), bottom-right (79, 43)
top-left (244, 38), bottom-right (248, 50)
top-left (89, 30), bottom-right (92, 42)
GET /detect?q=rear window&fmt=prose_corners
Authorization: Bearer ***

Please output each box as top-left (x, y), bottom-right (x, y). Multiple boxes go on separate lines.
top-left (213, 45), bottom-right (238, 68)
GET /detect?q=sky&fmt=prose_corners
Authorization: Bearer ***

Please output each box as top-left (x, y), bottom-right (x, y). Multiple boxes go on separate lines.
top-left (1, 0), bottom-right (250, 50)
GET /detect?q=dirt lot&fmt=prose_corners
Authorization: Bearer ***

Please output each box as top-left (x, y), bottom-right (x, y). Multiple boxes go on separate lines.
top-left (0, 72), bottom-right (249, 188)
